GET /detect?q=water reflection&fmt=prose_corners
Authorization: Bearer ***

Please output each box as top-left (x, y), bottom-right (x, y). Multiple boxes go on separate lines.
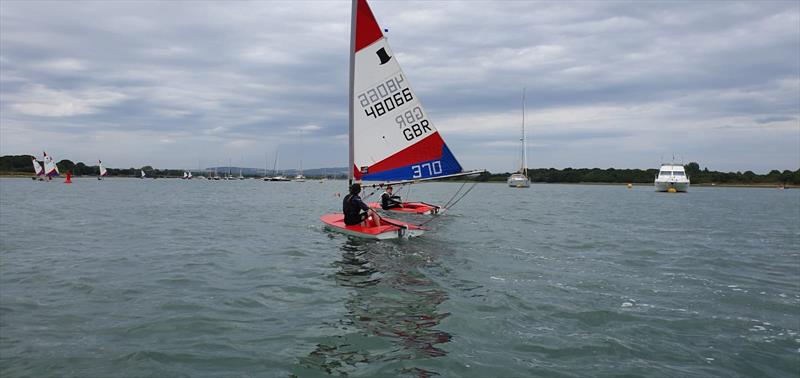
top-left (300, 238), bottom-right (451, 376)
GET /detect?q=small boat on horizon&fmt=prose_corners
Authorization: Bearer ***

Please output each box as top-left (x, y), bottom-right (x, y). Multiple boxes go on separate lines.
top-left (98, 160), bottom-right (107, 180)
top-left (655, 163), bottom-right (690, 192)
top-left (508, 88), bottom-right (530, 188)
top-left (43, 151), bottom-right (59, 180)
top-left (32, 156), bottom-right (44, 180)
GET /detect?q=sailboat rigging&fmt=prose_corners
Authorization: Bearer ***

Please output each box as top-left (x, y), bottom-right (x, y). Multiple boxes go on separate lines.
top-left (508, 88), bottom-right (530, 188)
top-left (321, 0), bottom-right (482, 238)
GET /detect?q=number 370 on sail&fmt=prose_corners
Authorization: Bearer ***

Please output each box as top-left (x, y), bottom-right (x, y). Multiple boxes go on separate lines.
top-left (412, 161), bottom-right (443, 179)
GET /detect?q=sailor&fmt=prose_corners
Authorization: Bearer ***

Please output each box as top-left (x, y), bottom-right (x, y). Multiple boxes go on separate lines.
top-left (380, 185), bottom-right (403, 210)
top-left (343, 183), bottom-right (381, 227)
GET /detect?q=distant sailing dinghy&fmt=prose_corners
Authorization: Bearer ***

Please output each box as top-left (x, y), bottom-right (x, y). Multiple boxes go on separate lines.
top-left (98, 160), bottom-right (108, 180)
top-left (321, 0), bottom-right (481, 238)
top-left (43, 151), bottom-right (59, 180)
top-left (140, 170), bottom-right (146, 179)
top-left (508, 88), bottom-right (530, 188)
top-left (32, 156), bottom-right (44, 180)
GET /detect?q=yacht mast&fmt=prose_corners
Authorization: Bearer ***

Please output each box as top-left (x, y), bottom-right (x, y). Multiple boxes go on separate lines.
top-left (521, 88), bottom-right (528, 175)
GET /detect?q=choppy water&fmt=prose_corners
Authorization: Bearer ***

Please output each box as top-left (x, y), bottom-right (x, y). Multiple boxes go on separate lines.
top-left (0, 178), bottom-right (798, 377)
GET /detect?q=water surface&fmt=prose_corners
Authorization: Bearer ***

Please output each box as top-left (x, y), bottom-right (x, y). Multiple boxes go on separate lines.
top-left (1, 178), bottom-right (798, 377)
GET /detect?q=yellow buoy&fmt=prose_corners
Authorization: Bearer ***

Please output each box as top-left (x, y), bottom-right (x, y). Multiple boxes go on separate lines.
top-left (627, 183), bottom-right (633, 189)
top-left (667, 187), bottom-right (677, 193)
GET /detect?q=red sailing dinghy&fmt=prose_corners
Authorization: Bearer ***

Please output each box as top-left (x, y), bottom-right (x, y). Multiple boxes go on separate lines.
top-left (321, 0), bottom-right (480, 239)
top-left (367, 201), bottom-right (440, 215)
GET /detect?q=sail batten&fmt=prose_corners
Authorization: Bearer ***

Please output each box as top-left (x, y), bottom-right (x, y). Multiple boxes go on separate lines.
top-left (351, 0), bottom-right (463, 183)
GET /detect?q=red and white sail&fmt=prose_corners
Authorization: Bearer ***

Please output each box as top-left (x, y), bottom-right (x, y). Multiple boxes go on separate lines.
top-left (32, 156), bottom-right (44, 176)
top-left (99, 160), bottom-right (108, 177)
top-left (350, 0), bottom-right (463, 182)
top-left (43, 151), bottom-right (59, 177)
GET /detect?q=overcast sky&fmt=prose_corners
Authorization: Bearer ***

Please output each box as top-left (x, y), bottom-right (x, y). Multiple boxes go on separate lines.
top-left (1, 0), bottom-right (798, 172)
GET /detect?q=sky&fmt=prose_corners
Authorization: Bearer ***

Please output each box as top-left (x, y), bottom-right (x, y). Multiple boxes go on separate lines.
top-left (1, 0), bottom-right (798, 173)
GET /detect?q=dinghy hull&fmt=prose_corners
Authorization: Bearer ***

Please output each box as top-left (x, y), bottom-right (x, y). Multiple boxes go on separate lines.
top-left (320, 213), bottom-right (424, 240)
top-left (368, 202), bottom-right (440, 215)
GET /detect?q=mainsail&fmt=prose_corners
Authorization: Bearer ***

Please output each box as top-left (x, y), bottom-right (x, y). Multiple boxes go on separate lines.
top-left (43, 151), bottom-right (59, 177)
top-left (350, 0), bottom-right (464, 183)
top-left (99, 160), bottom-right (108, 177)
top-left (32, 156), bottom-right (43, 176)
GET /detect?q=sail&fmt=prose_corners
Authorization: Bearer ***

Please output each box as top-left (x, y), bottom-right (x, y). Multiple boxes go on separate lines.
top-left (32, 157), bottom-right (43, 175)
top-left (187, 171), bottom-right (192, 179)
top-left (43, 151), bottom-right (59, 177)
top-left (99, 160), bottom-right (107, 176)
top-left (351, 0), bottom-right (463, 182)
top-left (141, 170), bottom-right (146, 178)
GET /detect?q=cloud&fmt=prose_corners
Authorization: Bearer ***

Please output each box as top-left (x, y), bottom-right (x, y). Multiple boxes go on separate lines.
top-left (0, 0), bottom-right (797, 172)
top-left (9, 84), bottom-right (127, 117)
top-left (755, 116), bottom-right (795, 124)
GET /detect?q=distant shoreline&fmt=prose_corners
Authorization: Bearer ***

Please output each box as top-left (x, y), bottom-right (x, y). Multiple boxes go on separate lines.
top-left (2, 174), bottom-right (794, 189)
top-left (471, 181), bottom-right (796, 189)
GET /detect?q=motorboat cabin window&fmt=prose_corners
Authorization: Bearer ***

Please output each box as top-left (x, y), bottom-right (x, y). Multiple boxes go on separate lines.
top-left (660, 171), bottom-right (672, 176)
top-left (673, 171), bottom-right (685, 176)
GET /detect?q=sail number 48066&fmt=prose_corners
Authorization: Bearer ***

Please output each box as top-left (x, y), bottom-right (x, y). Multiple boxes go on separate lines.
top-left (412, 161), bottom-right (443, 178)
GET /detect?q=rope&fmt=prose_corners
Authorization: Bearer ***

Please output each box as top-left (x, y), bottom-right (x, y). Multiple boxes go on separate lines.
top-left (358, 180), bottom-right (479, 229)
top-left (417, 181), bottom-right (479, 227)
top-left (441, 182), bottom-right (467, 209)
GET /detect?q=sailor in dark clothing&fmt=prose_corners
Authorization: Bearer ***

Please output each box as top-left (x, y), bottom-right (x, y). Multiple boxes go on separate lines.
top-left (343, 183), bottom-right (381, 226)
top-left (380, 185), bottom-right (403, 210)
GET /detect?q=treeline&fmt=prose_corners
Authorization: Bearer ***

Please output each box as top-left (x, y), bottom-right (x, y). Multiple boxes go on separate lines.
top-left (0, 155), bottom-right (188, 177)
top-left (475, 162), bottom-right (800, 185)
top-left (2, 155), bottom-right (798, 184)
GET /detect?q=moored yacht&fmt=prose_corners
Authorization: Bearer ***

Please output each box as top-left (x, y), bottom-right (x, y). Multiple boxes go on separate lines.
top-left (654, 164), bottom-right (690, 192)
top-left (508, 88), bottom-right (530, 188)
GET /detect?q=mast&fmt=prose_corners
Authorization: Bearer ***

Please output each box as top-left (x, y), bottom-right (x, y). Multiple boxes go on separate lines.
top-left (521, 87), bottom-right (527, 176)
top-left (348, 0), bottom-right (356, 187)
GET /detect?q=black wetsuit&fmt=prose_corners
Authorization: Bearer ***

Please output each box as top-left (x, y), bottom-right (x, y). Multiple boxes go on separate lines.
top-left (343, 194), bottom-right (370, 225)
top-left (381, 192), bottom-right (403, 210)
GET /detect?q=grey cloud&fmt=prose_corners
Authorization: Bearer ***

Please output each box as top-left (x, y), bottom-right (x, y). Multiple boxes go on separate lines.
top-left (1, 0), bottom-right (797, 171)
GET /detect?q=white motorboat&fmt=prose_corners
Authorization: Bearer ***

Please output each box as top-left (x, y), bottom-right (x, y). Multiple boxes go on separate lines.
top-left (655, 164), bottom-right (690, 192)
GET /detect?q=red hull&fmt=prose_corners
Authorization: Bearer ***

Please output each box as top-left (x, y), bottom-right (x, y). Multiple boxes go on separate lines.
top-left (320, 213), bottom-right (424, 239)
top-left (368, 202), bottom-right (439, 215)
